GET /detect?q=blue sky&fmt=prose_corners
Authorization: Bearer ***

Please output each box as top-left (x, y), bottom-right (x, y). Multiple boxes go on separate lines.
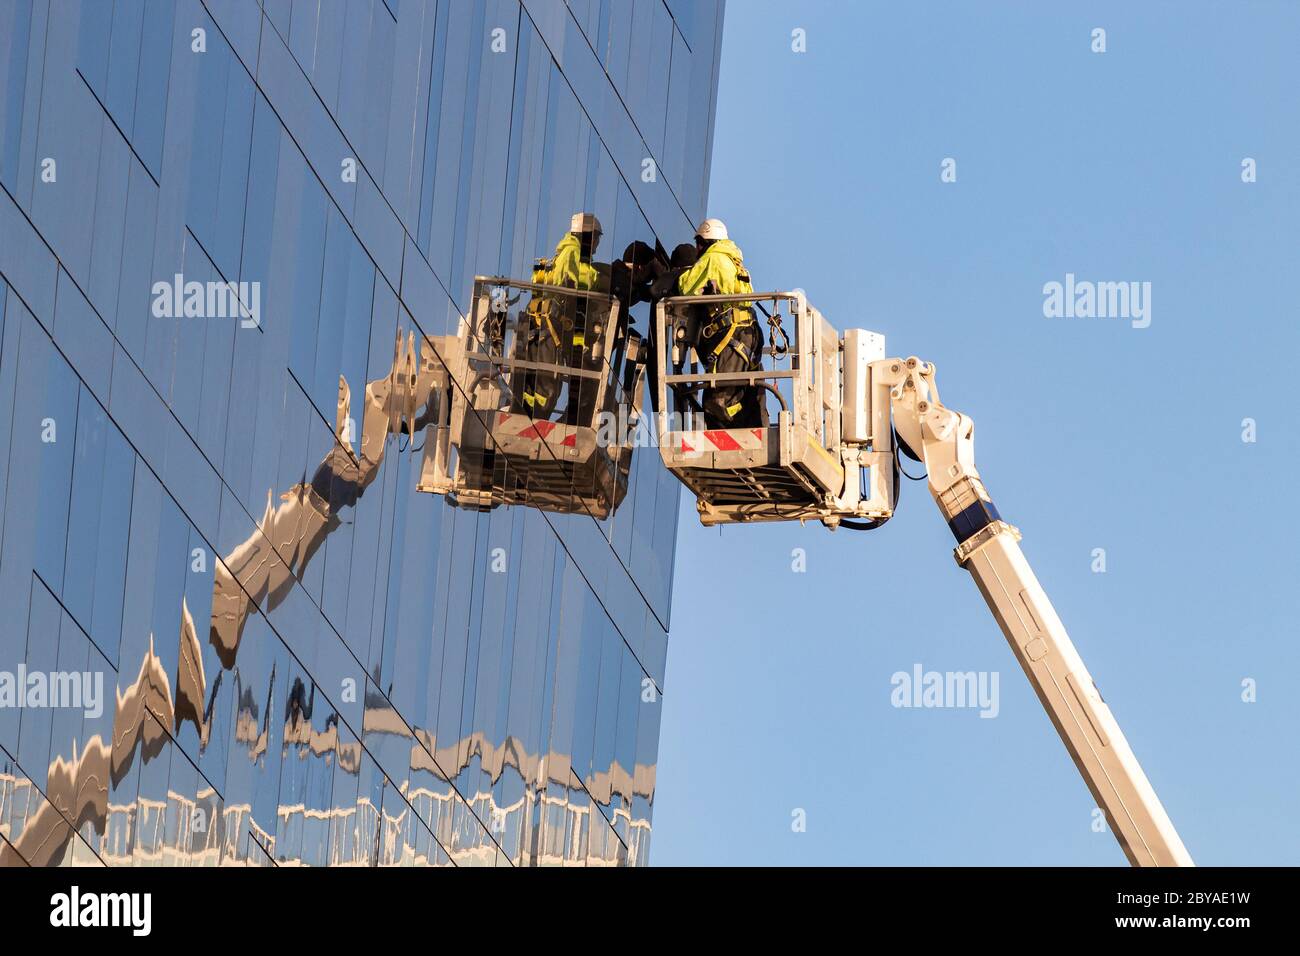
top-left (652, 0), bottom-right (1300, 865)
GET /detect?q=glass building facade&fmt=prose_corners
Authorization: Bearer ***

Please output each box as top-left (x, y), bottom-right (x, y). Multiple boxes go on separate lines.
top-left (0, 0), bottom-right (723, 866)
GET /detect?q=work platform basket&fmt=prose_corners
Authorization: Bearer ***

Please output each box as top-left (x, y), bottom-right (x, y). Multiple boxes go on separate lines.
top-left (654, 291), bottom-right (885, 525)
top-left (418, 276), bottom-right (647, 519)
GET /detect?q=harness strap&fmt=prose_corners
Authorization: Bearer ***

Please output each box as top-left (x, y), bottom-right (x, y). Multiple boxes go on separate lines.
top-left (526, 301), bottom-right (562, 345)
top-left (705, 308), bottom-right (755, 357)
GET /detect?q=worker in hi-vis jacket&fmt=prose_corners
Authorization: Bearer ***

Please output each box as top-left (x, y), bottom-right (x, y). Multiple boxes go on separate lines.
top-left (513, 212), bottom-right (605, 422)
top-left (677, 218), bottom-right (766, 429)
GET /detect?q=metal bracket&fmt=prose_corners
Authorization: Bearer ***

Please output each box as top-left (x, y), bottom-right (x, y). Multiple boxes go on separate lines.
top-left (953, 519), bottom-right (1022, 567)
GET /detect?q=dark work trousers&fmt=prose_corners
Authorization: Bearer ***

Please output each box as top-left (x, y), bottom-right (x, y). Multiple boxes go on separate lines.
top-left (560, 302), bottom-right (604, 426)
top-left (698, 313), bottom-right (766, 430)
top-left (511, 314), bottom-right (561, 416)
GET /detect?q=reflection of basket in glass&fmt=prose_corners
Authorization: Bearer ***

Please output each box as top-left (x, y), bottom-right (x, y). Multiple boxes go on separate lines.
top-left (417, 276), bottom-right (649, 519)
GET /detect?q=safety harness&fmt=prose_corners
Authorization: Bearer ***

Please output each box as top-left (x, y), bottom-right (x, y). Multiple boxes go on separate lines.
top-left (701, 298), bottom-right (758, 422)
top-left (701, 303), bottom-right (756, 365)
top-left (682, 245), bottom-right (758, 424)
top-left (521, 251), bottom-right (593, 410)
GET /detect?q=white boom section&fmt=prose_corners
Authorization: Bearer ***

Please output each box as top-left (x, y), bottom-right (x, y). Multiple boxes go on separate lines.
top-left (880, 356), bottom-right (1193, 867)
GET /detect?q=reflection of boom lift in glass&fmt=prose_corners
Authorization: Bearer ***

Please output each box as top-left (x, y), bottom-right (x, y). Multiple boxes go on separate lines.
top-left (418, 276), bottom-right (647, 519)
top-left (417, 273), bottom-right (1193, 867)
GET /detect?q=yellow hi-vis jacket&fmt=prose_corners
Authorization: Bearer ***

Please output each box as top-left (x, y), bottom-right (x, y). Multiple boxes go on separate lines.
top-left (677, 239), bottom-right (755, 359)
top-left (677, 238), bottom-right (752, 300)
top-left (526, 232), bottom-right (600, 358)
top-left (533, 233), bottom-right (599, 290)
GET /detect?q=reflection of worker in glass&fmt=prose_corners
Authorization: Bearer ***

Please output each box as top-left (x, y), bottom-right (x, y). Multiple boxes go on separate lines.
top-left (605, 239), bottom-right (695, 412)
top-left (513, 213), bottom-right (605, 421)
top-left (645, 243), bottom-right (698, 413)
top-left (657, 243), bottom-right (700, 297)
top-left (677, 218), bottom-right (766, 428)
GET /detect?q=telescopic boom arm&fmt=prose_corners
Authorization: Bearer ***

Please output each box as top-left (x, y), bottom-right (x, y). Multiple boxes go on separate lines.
top-left (880, 356), bottom-right (1193, 867)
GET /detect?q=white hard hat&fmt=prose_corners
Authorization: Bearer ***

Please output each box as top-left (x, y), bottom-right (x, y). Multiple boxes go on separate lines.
top-left (695, 217), bottom-right (728, 241)
top-left (570, 212), bottom-right (602, 235)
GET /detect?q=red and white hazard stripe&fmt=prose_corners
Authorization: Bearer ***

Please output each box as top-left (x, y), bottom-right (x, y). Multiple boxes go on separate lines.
top-left (674, 427), bottom-right (767, 453)
top-left (495, 412), bottom-right (580, 447)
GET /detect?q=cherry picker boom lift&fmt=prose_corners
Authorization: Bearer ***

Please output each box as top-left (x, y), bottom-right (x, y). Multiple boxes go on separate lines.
top-left (653, 290), bottom-right (1193, 867)
top-left (417, 278), bottom-right (1192, 867)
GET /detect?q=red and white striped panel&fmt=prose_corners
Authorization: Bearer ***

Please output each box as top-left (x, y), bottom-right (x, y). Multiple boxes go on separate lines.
top-left (672, 427), bottom-right (767, 454)
top-left (494, 412), bottom-right (579, 447)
